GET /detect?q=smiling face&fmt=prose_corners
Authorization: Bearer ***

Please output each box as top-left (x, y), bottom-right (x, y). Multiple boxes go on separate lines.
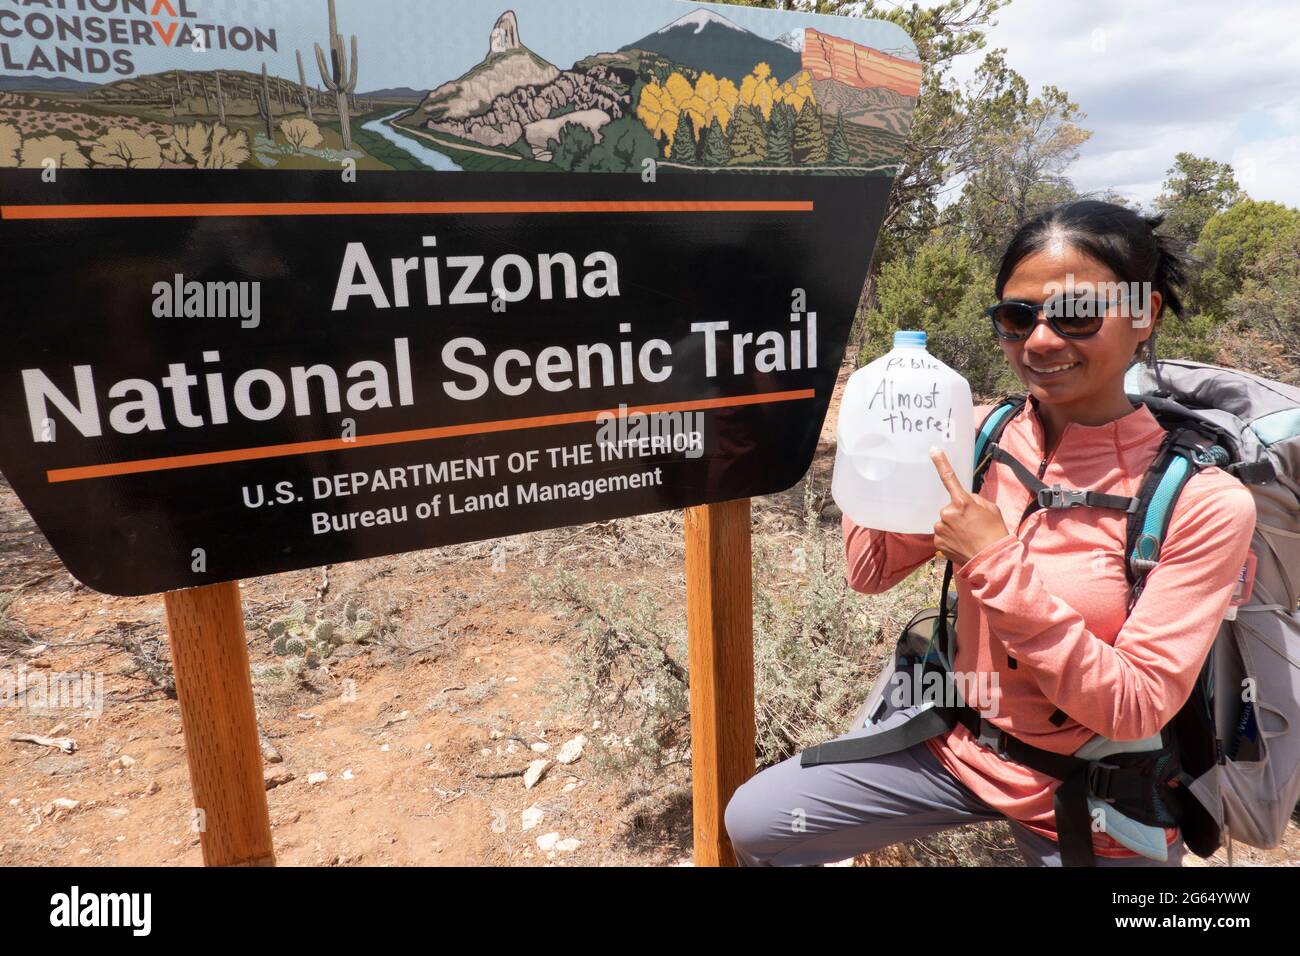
top-left (998, 242), bottom-right (1162, 410)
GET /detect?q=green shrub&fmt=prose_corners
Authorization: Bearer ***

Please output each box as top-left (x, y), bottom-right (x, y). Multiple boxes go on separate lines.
top-left (859, 237), bottom-right (1021, 400)
top-left (530, 482), bottom-right (945, 781)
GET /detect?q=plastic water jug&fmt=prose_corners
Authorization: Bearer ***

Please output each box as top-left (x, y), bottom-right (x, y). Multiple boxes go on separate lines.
top-left (832, 331), bottom-right (975, 534)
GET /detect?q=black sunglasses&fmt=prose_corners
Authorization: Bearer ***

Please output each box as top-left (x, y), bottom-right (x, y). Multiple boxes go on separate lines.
top-left (986, 293), bottom-right (1132, 341)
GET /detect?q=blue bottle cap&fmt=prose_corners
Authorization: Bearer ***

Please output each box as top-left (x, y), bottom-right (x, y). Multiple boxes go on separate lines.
top-left (894, 330), bottom-right (927, 349)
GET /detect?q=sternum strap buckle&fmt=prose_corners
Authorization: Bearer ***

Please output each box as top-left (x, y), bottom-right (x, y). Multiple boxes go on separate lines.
top-left (1038, 484), bottom-right (1089, 509)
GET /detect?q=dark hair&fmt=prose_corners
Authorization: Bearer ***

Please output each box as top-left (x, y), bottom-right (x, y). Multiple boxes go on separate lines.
top-left (995, 200), bottom-right (1190, 367)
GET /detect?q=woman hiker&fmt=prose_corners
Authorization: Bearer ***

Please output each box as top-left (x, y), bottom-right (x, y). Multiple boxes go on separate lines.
top-left (724, 200), bottom-right (1258, 866)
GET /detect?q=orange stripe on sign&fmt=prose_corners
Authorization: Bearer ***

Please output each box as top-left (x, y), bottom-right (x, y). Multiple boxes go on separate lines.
top-left (1, 200), bottom-right (815, 221)
top-left (46, 389), bottom-right (817, 484)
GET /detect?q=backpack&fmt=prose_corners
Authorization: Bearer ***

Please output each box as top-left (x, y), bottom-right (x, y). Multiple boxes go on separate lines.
top-left (805, 359), bottom-right (1300, 865)
top-left (1122, 359), bottom-right (1300, 857)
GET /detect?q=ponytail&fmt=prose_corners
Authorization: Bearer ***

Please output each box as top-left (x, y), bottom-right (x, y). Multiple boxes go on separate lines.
top-left (1143, 212), bottom-right (1189, 320)
top-left (1137, 213), bottom-right (1190, 375)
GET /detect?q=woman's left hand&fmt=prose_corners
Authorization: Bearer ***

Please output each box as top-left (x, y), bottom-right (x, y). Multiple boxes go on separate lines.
top-left (929, 446), bottom-right (1012, 566)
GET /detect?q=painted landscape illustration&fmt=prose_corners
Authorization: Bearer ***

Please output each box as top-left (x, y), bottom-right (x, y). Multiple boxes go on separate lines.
top-left (0, 1), bottom-right (921, 174)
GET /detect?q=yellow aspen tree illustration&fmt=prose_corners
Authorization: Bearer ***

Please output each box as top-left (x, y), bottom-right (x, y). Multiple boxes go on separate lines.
top-left (638, 68), bottom-right (781, 145)
top-left (700, 73), bottom-right (738, 133)
top-left (740, 63), bottom-right (779, 121)
top-left (637, 81), bottom-right (676, 143)
top-left (644, 71), bottom-right (698, 147)
top-left (679, 91), bottom-right (711, 135)
top-left (663, 71), bottom-right (694, 110)
top-left (717, 77), bottom-right (739, 119)
top-left (781, 71), bottom-right (816, 114)
top-left (658, 105), bottom-right (683, 148)
top-left (695, 72), bottom-right (719, 107)
top-left (636, 81), bottom-right (661, 127)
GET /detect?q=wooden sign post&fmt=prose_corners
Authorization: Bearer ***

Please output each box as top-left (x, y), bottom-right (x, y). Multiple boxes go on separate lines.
top-left (163, 582), bottom-right (276, 867)
top-left (685, 499), bottom-right (756, 867)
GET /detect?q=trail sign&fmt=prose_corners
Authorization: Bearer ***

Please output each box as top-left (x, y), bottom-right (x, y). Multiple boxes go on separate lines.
top-left (0, 0), bottom-right (919, 597)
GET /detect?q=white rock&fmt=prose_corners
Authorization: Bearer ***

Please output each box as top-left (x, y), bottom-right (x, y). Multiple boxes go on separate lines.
top-left (8, 798), bottom-right (21, 807)
top-left (307, 772), bottom-right (328, 785)
top-left (480, 748), bottom-right (492, 757)
top-left (521, 805), bottom-right (544, 831)
top-left (536, 831), bottom-right (560, 851)
top-left (52, 798), bottom-right (79, 811)
top-left (489, 808), bottom-right (507, 834)
top-left (555, 837), bottom-right (581, 853)
top-left (341, 768), bottom-right (354, 781)
top-left (523, 759), bottom-right (551, 790)
top-left (562, 782), bottom-right (577, 794)
top-left (530, 742), bottom-right (550, 753)
top-left (556, 734), bottom-right (588, 765)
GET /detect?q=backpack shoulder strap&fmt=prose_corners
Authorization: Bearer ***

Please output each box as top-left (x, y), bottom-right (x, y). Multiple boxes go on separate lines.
top-left (973, 395), bottom-right (1025, 493)
top-left (1124, 425), bottom-right (1231, 606)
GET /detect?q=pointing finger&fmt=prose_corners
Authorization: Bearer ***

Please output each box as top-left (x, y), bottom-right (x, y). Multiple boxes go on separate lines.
top-left (930, 446), bottom-right (967, 503)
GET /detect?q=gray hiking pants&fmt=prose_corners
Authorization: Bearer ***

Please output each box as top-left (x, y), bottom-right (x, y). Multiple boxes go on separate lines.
top-left (724, 728), bottom-right (1187, 867)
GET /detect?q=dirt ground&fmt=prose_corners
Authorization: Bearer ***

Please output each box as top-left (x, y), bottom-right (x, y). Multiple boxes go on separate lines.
top-left (1, 351), bottom-right (1296, 867)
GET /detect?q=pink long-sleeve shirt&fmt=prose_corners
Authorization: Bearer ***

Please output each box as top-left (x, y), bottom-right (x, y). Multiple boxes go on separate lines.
top-left (843, 394), bottom-right (1257, 857)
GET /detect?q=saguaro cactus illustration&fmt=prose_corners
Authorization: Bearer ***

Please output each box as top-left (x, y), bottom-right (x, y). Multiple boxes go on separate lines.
top-left (296, 50), bottom-right (314, 121)
top-left (214, 70), bottom-right (226, 125)
top-left (314, 0), bottom-right (358, 150)
top-left (255, 62), bottom-right (274, 140)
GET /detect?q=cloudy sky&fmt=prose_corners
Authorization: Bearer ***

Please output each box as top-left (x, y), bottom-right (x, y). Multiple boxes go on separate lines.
top-left (945, 0), bottom-right (1300, 210)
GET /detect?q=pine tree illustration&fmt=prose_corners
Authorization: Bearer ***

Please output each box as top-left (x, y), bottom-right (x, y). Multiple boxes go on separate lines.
top-left (765, 100), bottom-right (795, 167)
top-left (793, 100), bottom-right (828, 165)
top-left (728, 105), bottom-right (768, 165)
top-left (701, 116), bottom-right (732, 166)
top-left (670, 111), bottom-right (697, 163)
top-left (827, 110), bottom-right (851, 166)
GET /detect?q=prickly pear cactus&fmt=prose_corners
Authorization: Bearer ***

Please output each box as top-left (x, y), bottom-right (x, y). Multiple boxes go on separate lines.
top-left (265, 597), bottom-right (382, 660)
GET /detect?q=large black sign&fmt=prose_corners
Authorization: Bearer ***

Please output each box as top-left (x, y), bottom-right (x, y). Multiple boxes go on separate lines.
top-left (0, 1), bottom-right (918, 595)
